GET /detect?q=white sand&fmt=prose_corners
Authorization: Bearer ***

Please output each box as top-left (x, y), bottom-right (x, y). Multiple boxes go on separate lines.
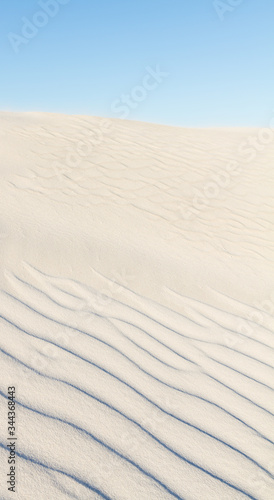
top-left (0, 111), bottom-right (273, 499)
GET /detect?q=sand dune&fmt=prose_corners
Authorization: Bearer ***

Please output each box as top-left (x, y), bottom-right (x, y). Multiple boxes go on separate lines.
top-left (0, 112), bottom-right (273, 499)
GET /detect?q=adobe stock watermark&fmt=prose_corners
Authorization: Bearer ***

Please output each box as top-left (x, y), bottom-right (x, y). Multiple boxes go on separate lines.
top-left (8, 0), bottom-right (71, 54)
top-left (111, 65), bottom-right (169, 119)
top-left (99, 394), bottom-right (180, 481)
top-left (213, 0), bottom-right (244, 21)
top-left (13, 117), bottom-right (113, 205)
top-left (52, 117), bottom-right (112, 183)
top-left (76, 267), bottom-right (135, 325)
top-left (225, 291), bottom-right (274, 349)
top-left (254, 458), bottom-right (274, 498)
top-left (180, 159), bottom-right (241, 221)
top-left (180, 110), bottom-right (274, 221)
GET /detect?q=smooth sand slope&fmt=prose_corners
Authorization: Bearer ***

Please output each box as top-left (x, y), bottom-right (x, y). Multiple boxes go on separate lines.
top-left (0, 112), bottom-right (273, 499)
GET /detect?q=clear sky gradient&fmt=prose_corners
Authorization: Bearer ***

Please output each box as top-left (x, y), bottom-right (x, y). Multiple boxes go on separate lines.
top-left (1, 0), bottom-right (274, 126)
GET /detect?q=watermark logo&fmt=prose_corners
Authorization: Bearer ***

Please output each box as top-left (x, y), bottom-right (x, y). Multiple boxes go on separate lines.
top-left (213, 0), bottom-right (244, 21)
top-left (8, 0), bottom-right (71, 53)
top-left (180, 110), bottom-right (274, 221)
top-left (111, 65), bottom-right (169, 119)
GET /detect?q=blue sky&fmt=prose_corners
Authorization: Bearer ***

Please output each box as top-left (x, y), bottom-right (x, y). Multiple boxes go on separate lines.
top-left (1, 0), bottom-right (274, 126)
